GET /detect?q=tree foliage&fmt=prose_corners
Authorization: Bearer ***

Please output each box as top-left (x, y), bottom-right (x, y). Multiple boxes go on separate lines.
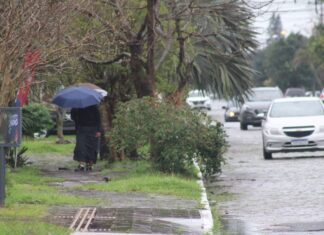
top-left (22, 103), bottom-right (53, 137)
top-left (74, 0), bottom-right (257, 101)
top-left (251, 33), bottom-right (314, 90)
top-left (0, 1), bottom-right (70, 106)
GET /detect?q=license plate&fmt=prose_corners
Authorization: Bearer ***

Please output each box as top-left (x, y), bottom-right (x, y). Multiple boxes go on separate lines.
top-left (291, 139), bottom-right (308, 146)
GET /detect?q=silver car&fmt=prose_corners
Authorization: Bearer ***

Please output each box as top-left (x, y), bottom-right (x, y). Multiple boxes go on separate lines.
top-left (262, 97), bottom-right (324, 159)
top-left (185, 90), bottom-right (211, 110)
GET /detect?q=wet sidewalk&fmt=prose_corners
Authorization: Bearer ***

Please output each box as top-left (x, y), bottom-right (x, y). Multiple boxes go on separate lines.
top-left (67, 208), bottom-right (203, 235)
top-left (45, 168), bottom-right (213, 235)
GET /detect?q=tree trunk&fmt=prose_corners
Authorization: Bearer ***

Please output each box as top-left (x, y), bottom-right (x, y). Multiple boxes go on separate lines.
top-left (146, 0), bottom-right (157, 97)
top-left (169, 18), bottom-right (187, 106)
top-left (100, 99), bottom-right (125, 162)
top-left (130, 42), bottom-right (155, 98)
top-left (0, 70), bottom-right (14, 106)
top-left (56, 107), bottom-right (65, 144)
top-left (170, 79), bottom-right (187, 106)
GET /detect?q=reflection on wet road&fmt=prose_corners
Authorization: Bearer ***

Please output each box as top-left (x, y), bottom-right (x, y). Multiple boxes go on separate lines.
top-left (207, 100), bottom-right (324, 234)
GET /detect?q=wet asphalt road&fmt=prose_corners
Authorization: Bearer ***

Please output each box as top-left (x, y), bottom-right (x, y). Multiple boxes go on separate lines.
top-left (207, 100), bottom-right (324, 235)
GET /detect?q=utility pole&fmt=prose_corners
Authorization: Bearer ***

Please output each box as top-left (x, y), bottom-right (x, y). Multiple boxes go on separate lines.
top-left (0, 147), bottom-right (5, 207)
top-left (321, 1), bottom-right (324, 25)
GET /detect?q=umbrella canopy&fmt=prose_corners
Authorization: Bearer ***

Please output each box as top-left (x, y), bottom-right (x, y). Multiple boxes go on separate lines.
top-left (75, 83), bottom-right (108, 97)
top-left (52, 86), bottom-right (103, 108)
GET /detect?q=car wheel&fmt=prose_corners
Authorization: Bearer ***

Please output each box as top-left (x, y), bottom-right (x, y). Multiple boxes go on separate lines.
top-left (263, 147), bottom-right (272, 160)
top-left (240, 122), bottom-right (248, 130)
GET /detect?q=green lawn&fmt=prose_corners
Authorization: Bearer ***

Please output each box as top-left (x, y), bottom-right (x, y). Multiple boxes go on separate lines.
top-left (83, 174), bottom-right (201, 200)
top-left (22, 135), bottom-right (75, 156)
top-left (82, 160), bottom-right (201, 201)
top-left (1, 167), bottom-right (98, 235)
top-left (2, 137), bottom-right (203, 234)
top-left (0, 221), bottom-right (70, 235)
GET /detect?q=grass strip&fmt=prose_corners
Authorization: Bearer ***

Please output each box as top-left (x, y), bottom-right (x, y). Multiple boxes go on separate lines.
top-left (0, 220), bottom-right (70, 235)
top-left (82, 160), bottom-right (201, 201)
top-left (22, 135), bottom-right (75, 155)
top-left (0, 166), bottom-right (98, 235)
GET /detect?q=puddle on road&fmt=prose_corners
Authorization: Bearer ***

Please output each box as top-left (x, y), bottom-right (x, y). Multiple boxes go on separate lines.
top-left (220, 216), bottom-right (249, 235)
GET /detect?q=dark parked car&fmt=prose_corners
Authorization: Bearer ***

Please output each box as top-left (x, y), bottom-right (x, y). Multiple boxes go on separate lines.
top-left (284, 87), bottom-right (305, 97)
top-left (48, 109), bottom-right (75, 135)
top-left (239, 87), bottom-right (283, 130)
top-left (223, 101), bottom-right (240, 122)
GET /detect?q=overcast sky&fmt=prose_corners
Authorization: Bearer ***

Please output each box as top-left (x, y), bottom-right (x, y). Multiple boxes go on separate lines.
top-left (250, 0), bottom-right (321, 47)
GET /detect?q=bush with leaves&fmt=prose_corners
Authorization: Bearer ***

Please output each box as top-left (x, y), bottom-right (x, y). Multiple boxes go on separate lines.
top-left (6, 146), bottom-right (30, 168)
top-left (110, 97), bottom-right (227, 177)
top-left (6, 146), bottom-right (31, 168)
top-left (22, 103), bottom-right (54, 137)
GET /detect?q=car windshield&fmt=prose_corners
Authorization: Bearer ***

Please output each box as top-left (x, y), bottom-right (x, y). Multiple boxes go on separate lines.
top-left (248, 90), bottom-right (282, 102)
top-left (270, 100), bottom-right (324, 117)
top-left (188, 90), bottom-right (207, 97)
top-left (227, 100), bottom-right (240, 108)
top-left (285, 89), bottom-right (305, 97)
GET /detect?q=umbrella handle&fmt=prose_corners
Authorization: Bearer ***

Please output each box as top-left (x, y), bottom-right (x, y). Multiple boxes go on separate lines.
top-left (97, 136), bottom-right (101, 158)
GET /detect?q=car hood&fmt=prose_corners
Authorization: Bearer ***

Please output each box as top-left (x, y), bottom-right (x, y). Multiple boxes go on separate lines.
top-left (245, 101), bottom-right (272, 110)
top-left (227, 107), bottom-right (240, 112)
top-left (266, 116), bottom-right (324, 128)
top-left (186, 97), bottom-right (210, 102)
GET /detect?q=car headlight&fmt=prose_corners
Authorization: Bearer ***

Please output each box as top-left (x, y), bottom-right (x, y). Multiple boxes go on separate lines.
top-left (228, 111), bottom-right (235, 117)
top-left (264, 127), bottom-right (281, 135)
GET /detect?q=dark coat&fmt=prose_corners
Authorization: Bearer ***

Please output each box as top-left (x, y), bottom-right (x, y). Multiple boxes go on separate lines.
top-left (71, 105), bottom-right (101, 163)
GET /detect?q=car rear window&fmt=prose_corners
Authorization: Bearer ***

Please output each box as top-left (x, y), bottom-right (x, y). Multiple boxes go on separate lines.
top-left (270, 100), bottom-right (324, 117)
top-left (248, 90), bottom-right (282, 102)
top-left (285, 89), bottom-right (305, 97)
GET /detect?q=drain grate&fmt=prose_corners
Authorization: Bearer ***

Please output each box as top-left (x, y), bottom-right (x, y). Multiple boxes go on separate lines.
top-left (69, 207), bottom-right (97, 232)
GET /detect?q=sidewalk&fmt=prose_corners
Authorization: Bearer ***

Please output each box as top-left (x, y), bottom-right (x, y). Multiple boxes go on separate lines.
top-left (45, 165), bottom-right (213, 235)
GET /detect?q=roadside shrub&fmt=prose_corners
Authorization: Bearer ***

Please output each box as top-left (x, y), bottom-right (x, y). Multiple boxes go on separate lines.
top-left (22, 103), bottom-right (54, 137)
top-left (110, 97), bottom-right (227, 177)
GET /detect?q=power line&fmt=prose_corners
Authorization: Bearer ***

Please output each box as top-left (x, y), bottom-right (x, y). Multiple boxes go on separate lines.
top-left (258, 8), bottom-right (319, 13)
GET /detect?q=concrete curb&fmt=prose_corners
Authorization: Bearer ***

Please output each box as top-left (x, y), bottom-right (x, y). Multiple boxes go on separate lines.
top-left (194, 161), bottom-right (214, 234)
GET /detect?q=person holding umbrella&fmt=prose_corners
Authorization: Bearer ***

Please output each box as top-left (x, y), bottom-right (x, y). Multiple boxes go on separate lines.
top-left (71, 105), bottom-right (101, 171)
top-left (52, 85), bottom-right (105, 171)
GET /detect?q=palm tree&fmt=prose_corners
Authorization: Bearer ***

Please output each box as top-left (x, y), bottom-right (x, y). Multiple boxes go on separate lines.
top-left (166, 0), bottom-right (257, 104)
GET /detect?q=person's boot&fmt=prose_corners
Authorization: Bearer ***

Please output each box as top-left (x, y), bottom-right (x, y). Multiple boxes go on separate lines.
top-left (86, 162), bottom-right (93, 171)
top-left (74, 162), bottom-right (86, 172)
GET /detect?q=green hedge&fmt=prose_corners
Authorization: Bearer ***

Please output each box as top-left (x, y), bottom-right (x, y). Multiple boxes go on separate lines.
top-left (110, 97), bottom-right (227, 177)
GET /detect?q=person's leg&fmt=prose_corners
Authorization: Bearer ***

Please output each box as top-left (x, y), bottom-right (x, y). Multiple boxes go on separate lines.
top-left (74, 129), bottom-right (87, 171)
top-left (85, 129), bottom-right (99, 171)
top-left (86, 161), bottom-right (93, 171)
top-left (75, 161), bottom-right (86, 171)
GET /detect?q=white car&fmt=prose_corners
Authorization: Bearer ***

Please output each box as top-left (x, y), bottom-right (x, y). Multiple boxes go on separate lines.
top-left (262, 97), bottom-right (324, 159)
top-left (186, 90), bottom-right (211, 110)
